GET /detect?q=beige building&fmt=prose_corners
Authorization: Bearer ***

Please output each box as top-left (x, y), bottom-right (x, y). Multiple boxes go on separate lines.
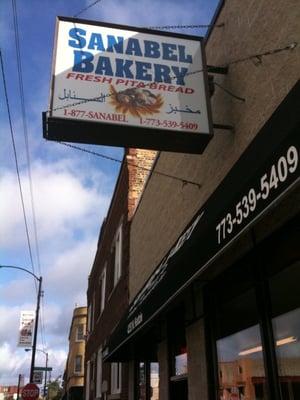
top-left (63, 307), bottom-right (87, 400)
top-left (103, 0), bottom-right (300, 399)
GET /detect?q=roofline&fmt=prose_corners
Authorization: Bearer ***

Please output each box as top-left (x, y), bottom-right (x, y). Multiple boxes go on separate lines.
top-left (204, 0), bottom-right (225, 43)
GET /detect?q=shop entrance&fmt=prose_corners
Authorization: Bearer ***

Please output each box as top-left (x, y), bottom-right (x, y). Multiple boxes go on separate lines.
top-left (135, 361), bottom-right (159, 400)
top-left (206, 214), bottom-right (300, 400)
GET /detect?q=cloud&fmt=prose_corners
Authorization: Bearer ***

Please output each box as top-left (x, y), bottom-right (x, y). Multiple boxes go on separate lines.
top-left (0, 342), bottom-right (67, 385)
top-left (45, 238), bottom-right (97, 301)
top-left (0, 159), bottom-right (110, 250)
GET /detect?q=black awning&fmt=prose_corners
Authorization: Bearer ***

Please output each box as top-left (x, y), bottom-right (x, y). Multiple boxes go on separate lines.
top-left (104, 80), bottom-right (300, 361)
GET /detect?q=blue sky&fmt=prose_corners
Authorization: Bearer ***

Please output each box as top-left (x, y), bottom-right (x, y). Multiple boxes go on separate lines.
top-left (0, 0), bottom-right (219, 385)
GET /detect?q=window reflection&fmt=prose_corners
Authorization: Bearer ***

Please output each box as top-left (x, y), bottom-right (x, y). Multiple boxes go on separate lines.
top-left (270, 261), bottom-right (300, 400)
top-left (150, 362), bottom-right (159, 400)
top-left (217, 325), bottom-right (266, 400)
top-left (138, 362), bottom-right (146, 400)
top-left (175, 348), bottom-right (188, 376)
top-left (137, 361), bottom-right (159, 400)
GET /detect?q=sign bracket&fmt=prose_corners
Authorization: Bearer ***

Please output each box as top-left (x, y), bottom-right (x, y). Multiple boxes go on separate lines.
top-left (213, 123), bottom-right (234, 132)
top-left (207, 65), bottom-right (229, 75)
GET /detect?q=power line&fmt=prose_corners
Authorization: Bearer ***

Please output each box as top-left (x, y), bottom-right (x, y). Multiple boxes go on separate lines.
top-left (0, 49), bottom-right (36, 277)
top-left (12, 0), bottom-right (46, 347)
top-left (58, 142), bottom-right (202, 188)
top-left (74, 0), bottom-right (103, 17)
top-left (12, 0), bottom-right (43, 280)
top-left (147, 23), bottom-right (224, 30)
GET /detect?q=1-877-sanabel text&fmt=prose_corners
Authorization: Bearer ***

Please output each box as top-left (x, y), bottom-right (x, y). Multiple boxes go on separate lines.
top-left (63, 108), bottom-right (128, 122)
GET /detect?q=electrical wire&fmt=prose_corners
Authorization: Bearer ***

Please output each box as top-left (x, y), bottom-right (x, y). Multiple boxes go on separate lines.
top-left (59, 142), bottom-right (202, 188)
top-left (72, 0), bottom-right (222, 31)
top-left (147, 23), bottom-right (224, 30)
top-left (74, 0), bottom-right (103, 17)
top-left (12, 0), bottom-right (41, 281)
top-left (12, 0), bottom-right (46, 346)
top-left (0, 50), bottom-right (36, 283)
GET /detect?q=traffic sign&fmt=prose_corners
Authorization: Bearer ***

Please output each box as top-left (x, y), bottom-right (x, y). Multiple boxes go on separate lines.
top-left (34, 366), bottom-right (52, 371)
top-left (33, 371), bottom-right (43, 384)
top-left (21, 383), bottom-right (39, 400)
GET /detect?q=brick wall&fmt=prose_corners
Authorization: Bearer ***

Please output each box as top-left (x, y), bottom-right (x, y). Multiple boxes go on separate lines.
top-left (85, 147), bottom-right (156, 399)
top-left (129, 0), bottom-right (300, 301)
top-left (86, 148), bottom-right (156, 356)
top-left (127, 149), bottom-right (157, 220)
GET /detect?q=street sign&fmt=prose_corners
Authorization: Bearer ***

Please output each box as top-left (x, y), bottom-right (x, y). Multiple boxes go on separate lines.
top-left (33, 371), bottom-right (43, 384)
top-left (34, 366), bottom-right (52, 371)
top-left (21, 383), bottom-right (39, 400)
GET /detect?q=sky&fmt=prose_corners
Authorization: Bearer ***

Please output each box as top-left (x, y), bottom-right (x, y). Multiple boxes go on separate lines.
top-left (0, 0), bottom-right (219, 386)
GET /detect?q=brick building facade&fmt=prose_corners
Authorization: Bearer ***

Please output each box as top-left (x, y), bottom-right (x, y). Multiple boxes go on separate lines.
top-left (85, 149), bottom-right (156, 400)
top-left (102, 1), bottom-right (300, 400)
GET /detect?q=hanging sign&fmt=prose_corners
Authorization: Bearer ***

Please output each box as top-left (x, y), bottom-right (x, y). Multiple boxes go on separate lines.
top-left (43, 17), bottom-right (213, 153)
top-left (18, 311), bottom-right (35, 347)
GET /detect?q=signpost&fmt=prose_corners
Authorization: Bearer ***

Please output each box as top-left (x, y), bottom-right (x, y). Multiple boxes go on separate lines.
top-left (32, 371), bottom-right (43, 384)
top-left (43, 17), bottom-right (213, 154)
top-left (34, 366), bottom-right (52, 372)
top-left (21, 383), bottom-right (39, 400)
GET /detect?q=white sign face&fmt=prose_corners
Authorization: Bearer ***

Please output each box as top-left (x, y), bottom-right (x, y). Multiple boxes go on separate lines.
top-left (18, 311), bottom-right (35, 347)
top-left (49, 18), bottom-right (211, 135)
top-left (33, 371), bottom-right (43, 385)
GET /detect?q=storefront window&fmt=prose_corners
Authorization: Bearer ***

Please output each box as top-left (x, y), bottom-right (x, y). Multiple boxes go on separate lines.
top-left (137, 362), bottom-right (146, 400)
top-left (136, 361), bottom-right (159, 400)
top-left (215, 285), bottom-right (267, 400)
top-left (217, 324), bottom-right (266, 400)
top-left (150, 362), bottom-right (159, 400)
top-left (169, 307), bottom-right (188, 377)
top-left (269, 261), bottom-right (300, 400)
top-left (168, 306), bottom-right (188, 400)
top-left (174, 346), bottom-right (188, 376)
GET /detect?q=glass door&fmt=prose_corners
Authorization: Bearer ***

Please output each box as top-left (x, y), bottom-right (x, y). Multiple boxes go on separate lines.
top-left (136, 361), bottom-right (159, 400)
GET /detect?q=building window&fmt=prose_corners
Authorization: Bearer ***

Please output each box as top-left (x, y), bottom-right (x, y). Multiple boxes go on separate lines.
top-left (88, 304), bottom-right (92, 333)
top-left (111, 362), bottom-right (122, 394)
top-left (169, 308), bottom-right (188, 378)
top-left (99, 267), bottom-right (106, 315)
top-left (168, 306), bottom-right (188, 399)
top-left (113, 224), bottom-right (122, 287)
top-left (76, 324), bottom-right (84, 341)
top-left (86, 360), bottom-right (90, 400)
top-left (96, 347), bottom-right (102, 398)
top-left (88, 294), bottom-right (95, 333)
top-left (74, 355), bottom-right (82, 373)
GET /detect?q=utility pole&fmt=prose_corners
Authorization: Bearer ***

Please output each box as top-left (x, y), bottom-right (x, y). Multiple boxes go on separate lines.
top-left (16, 374), bottom-right (22, 400)
top-left (0, 265), bottom-right (43, 382)
top-left (30, 276), bottom-right (42, 382)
